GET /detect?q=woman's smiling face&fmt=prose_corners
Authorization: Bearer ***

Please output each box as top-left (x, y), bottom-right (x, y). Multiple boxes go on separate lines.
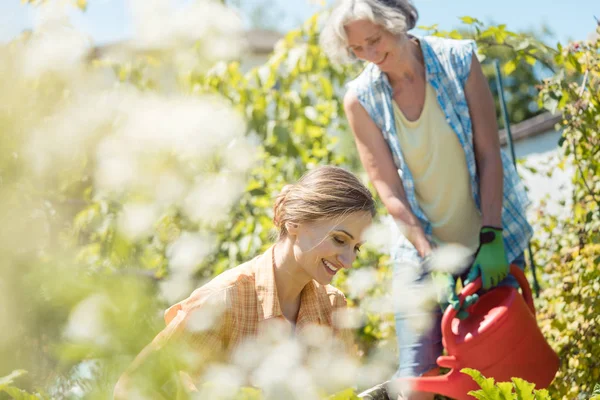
top-left (344, 19), bottom-right (401, 69)
top-left (288, 211), bottom-right (372, 285)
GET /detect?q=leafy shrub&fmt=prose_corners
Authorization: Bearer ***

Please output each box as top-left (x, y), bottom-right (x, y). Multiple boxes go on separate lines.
top-left (533, 23), bottom-right (600, 400)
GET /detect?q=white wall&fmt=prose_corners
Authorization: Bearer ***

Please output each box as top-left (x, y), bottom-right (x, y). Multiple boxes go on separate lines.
top-left (509, 129), bottom-right (574, 219)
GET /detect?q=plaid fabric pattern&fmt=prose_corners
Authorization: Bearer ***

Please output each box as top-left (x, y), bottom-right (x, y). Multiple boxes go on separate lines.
top-left (154, 246), bottom-right (353, 363)
top-left (346, 36), bottom-right (533, 264)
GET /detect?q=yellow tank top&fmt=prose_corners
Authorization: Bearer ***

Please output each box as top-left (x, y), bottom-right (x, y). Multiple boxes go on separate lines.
top-left (393, 83), bottom-right (481, 251)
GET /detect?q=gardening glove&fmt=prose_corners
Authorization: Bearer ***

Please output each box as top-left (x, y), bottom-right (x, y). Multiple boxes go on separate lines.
top-left (433, 272), bottom-right (479, 320)
top-left (465, 226), bottom-right (509, 290)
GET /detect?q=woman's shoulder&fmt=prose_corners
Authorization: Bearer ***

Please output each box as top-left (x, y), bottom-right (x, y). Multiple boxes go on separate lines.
top-left (421, 35), bottom-right (475, 51)
top-left (164, 256), bottom-right (261, 324)
top-left (421, 35), bottom-right (476, 63)
top-left (346, 63), bottom-right (381, 93)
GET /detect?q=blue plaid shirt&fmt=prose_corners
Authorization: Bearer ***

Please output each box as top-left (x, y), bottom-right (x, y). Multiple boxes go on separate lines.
top-left (346, 36), bottom-right (533, 265)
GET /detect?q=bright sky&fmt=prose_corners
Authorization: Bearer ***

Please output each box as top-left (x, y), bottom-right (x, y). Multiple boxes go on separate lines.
top-left (1, 0), bottom-right (598, 45)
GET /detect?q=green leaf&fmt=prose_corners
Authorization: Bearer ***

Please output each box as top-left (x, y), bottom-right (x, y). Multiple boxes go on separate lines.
top-left (534, 388), bottom-right (551, 400)
top-left (0, 370), bottom-right (27, 389)
top-left (468, 390), bottom-right (494, 400)
top-left (75, 0), bottom-right (87, 11)
top-left (327, 388), bottom-right (359, 399)
top-left (319, 76), bottom-right (334, 99)
top-left (496, 382), bottom-right (515, 399)
top-left (235, 386), bottom-right (264, 399)
top-left (512, 377), bottom-right (535, 400)
top-left (502, 60), bottom-right (518, 76)
top-left (462, 369), bottom-right (500, 398)
top-left (1, 387), bottom-right (41, 400)
top-left (460, 16), bottom-right (482, 25)
top-left (524, 55), bottom-right (537, 66)
top-left (416, 24), bottom-right (439, 33)
top-left (558, 135), bottom-right (566, 147)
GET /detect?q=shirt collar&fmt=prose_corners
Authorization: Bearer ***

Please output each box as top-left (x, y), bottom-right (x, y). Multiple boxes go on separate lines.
top-left (254, 246), bottom-right (332, 326)
top-left (254, 246), bottom-right (283, 321)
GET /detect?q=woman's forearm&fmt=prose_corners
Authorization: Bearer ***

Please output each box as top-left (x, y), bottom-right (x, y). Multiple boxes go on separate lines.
top-left (113, 343), bottom-right (158, 399)
top-left (477, 153), bottom-right (504, 228)
top-left (383, 194), bottom-right (432, 258)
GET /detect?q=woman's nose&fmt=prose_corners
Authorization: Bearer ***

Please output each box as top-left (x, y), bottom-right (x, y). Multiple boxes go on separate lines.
top-left (338, 250), bottom-right (356, 269)
top-left (365, 46), bottom-right (377, 61)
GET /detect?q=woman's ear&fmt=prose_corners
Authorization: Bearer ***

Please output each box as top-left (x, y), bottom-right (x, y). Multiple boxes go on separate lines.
top-left (285, 221), bottom-right (299, 236)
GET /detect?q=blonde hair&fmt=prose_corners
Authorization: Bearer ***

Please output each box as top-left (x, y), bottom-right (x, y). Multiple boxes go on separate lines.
top-left (273, 166), bottom-right (375, 239)
top-left (320, 0), bottom-right (419, 64)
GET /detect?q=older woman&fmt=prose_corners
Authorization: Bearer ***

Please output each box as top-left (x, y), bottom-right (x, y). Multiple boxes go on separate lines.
top-left (113, 166), bottom-right (375, 399)
top-left (320, 0), bottom-right (532, 397)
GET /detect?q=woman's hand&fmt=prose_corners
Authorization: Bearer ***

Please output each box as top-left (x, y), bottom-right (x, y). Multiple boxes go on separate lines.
top-left (465, 226), bottom-right (509, 289)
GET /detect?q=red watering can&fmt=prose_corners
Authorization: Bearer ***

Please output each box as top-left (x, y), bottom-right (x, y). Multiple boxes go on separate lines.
top-left (396, 265), bottom-right (560, 399)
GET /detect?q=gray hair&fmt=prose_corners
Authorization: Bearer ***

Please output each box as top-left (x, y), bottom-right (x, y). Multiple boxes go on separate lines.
top-left (319, 0), bottom-right (419, 64)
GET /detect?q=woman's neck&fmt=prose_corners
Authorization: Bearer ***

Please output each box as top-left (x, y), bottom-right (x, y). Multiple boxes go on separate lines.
top-left (272, 239), bottom-right (312, 312)
top-left (384, 37), bottom-right (425, 89)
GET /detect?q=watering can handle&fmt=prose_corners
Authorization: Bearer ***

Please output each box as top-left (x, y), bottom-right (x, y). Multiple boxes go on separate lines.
top-left (441, 264), bottom-right (535, 351)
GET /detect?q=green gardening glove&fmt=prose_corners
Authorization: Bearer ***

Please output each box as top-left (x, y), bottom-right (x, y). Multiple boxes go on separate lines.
top-left (465, 226), bottom-right (509, 290)
top-left (433, 273), bottom-right (479, 320)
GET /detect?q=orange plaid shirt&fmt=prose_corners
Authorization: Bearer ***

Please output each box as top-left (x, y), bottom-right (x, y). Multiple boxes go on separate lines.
top-left (152, 246), bottom-right (353, 366)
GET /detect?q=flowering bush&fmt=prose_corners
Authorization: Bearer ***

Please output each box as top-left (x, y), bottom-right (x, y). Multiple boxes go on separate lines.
top-left (1, 1), bottom-right (598, 399)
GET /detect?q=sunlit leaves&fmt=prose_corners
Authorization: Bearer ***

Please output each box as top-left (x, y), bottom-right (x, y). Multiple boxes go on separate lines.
top-left (420, 16), bottom-right (556, 76)
top-left (462, 369), bottom-right (554, 400)
top-left (534, 32), bottom-right (600, 399)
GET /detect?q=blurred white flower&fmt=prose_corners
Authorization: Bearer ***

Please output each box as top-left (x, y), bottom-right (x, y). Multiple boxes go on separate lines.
top-left (223, 138), bottom-right (259, 174)
top-left (387, 377), bottom-right (415, 400)
top-left (23, 2), bottom-right (91, 77)
top-left (361, 293), bottom-right (394, 315)
top-left (296, 324), bottom-right (334, 349)
top-left (356, 363), bottom-right (395, 391)
top-left (346, 267), bottom-right (378, 298)
top-left (33, 1), bottom-right (70, 28)
top-left (118, 203), bottom-right (158, 241)
top-left (312, 352), bottom-right (359, 392)
top-left (66, 385), bottom-right (85, 398)
top-left (167, 232), bottom-right (215, 274)
top-left (186, 298), bottom-right (226, 333)
top-left (392, 272), bottom-right (438, 334)
top-left (285, 45), bottom-right (306, 70)
top-left (64, 294), bottom-right (112, 347)
top-left (231, 337), bottom-right (266, 373)
top-left (26, 90), bottom-right (118, 176)
top-left (155, 172), bottom-right (188, 207)
top-left (428, 243), bottom-right (473, 275)
top-left (363, 218), bottom-right (396, 253)
top-left (261, 366), bottom-right (319, 400)
top-left (159, 273), bottom-right (194, 305)
top-left (252, 339), bottom-right (303, 388)
top-left (257, 64), bottom-right (271, 86)
top-left (129, 0), bottom-right (244, 60)
top-left (94, 150), bottom-right (138, 193)
top-left (197, 364), bottom-right (244, 399)
top-left (332, 307), bottom-right (363, 330)
top-left (183, 174), bottom-right (245, 225)
top-left (116, 93), bottom-right (246, 160)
